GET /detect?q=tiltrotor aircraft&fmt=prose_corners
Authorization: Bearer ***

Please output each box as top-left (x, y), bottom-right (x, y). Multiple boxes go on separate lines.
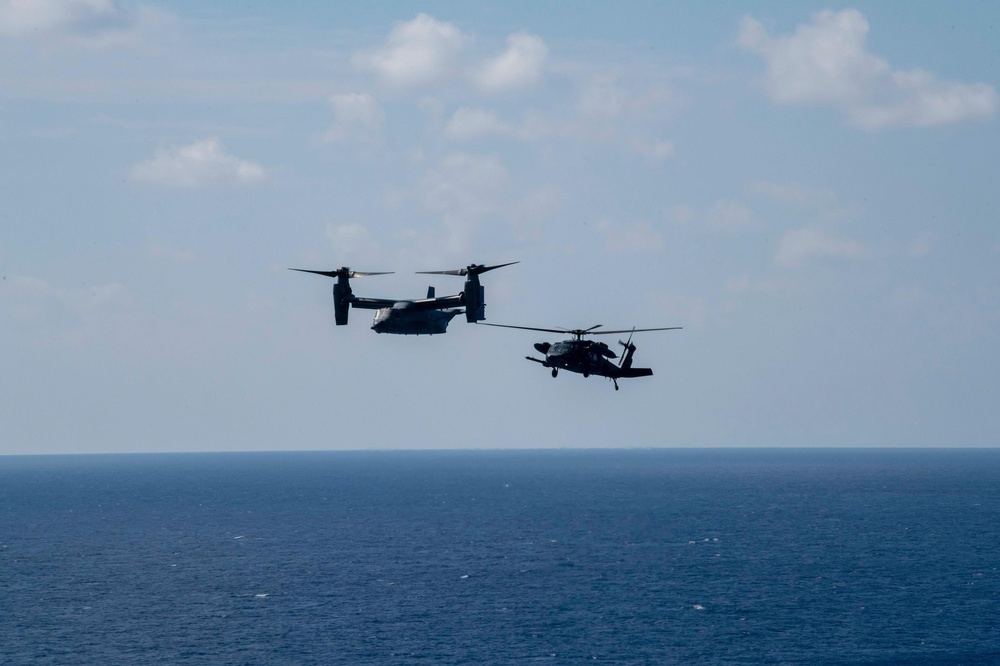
top-left (479, 323), bottom-right (681, 390)
top-left (290, 261), bottom-right (518, 335)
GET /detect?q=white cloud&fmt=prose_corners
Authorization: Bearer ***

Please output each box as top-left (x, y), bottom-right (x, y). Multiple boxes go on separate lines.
top-left (725, 274), bottom-right (793, 296)
top-left (0, 0), bottom-right (121, 35)
top-left (0, 0), bottom-right (150, 48)
top-left (909, 231), bottom-right (934, 259)
top-left (672, 204), bottom-right (697, 224)
top-left (748, 180), bottom-right (832, 207)
top-left (748, 180), bottom-right (859, 229)
top-left (510, 185), bottom-right (564, 234)
top-left (422, 152), bottom-right (510, 214)
top-left (444, 107), bottom-right (513, 140)
top-left (442, 107), bottom-right (552, 143)
top-left (130, 138), bottom-right (266, 189)
top-left (707, 200), bottom-right (755, 230)
top-left (324, 93), bottom-right (384, 143)
top-left (578, 76), bottom-right (627, 119)
top-left (776, 227), bottom-right (867, 266)
top-left (352, 13), bottom-right (467, 90)
top-left (852, 69), bottom-right (997, 130)
top-left (419, 152), bottom-right (511, 253)
top-left (740, 9), bottom-right (997, 130)
top-left (326, 223), bottom-right (380, 260)
top-left (739, 10), bottom-right (883, 106)
top-left (1, 273), bottom-right (127, 324)
top-left (649, 292), bottom-right (708, 330)
top-left (473, 31), bottom-right (548, 93)
top-left (597, 219), bottom-right (663, 254)
top-left (145, 241), bottom-right (196, 264)
top-left (632, 139), bottom-right (675, 161)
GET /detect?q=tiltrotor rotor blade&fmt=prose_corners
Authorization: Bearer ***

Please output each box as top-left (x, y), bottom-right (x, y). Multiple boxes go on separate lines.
top-left (289, 268), bottom-right (393, 279)
top-left (416, 261), bottom-right (519, 277)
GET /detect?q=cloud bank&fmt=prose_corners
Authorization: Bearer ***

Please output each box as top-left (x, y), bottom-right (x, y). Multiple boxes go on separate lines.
top-left (131, 138), bottom-right (266, 189)
top-left (740, 9), bottom-right (997, 129)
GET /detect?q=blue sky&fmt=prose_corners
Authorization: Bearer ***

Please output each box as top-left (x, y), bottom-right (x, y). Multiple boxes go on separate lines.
top-left (2, 1), bottom-right (998, 454)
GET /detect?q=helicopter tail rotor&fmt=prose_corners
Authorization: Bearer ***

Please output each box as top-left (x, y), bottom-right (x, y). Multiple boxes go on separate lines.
top-left (618, 329), bottom-right (637, 369)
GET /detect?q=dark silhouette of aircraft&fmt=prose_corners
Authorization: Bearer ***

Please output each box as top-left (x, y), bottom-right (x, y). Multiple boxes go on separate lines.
top-left (479, 323), bottom-right (680, 390)
top-left (290, 262), bottom-right (517, 335)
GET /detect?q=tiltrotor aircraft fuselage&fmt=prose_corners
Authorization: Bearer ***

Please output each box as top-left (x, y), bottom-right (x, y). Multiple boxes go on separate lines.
top-left (290, 262), bottom-right (517, 335)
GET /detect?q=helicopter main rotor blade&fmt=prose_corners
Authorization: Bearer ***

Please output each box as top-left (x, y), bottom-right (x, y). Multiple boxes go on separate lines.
top-left (480, 323), bottom-right (681, 337)
top-left (557, 325), bottom-right (604, 336)
top-left (477, 322), bottom-right (571, 335)
top-left (586, 327), bottom-right (682, 335)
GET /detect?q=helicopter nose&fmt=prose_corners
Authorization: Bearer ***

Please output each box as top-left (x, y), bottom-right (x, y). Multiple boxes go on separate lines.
top-left (534, 342), bottom-right (551, 354)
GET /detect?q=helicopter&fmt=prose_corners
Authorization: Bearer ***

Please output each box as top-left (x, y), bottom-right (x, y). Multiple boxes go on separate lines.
top-left (478, 323), bottom-right (681, 390)
top-left (290, 261), bottom-right (518, 335)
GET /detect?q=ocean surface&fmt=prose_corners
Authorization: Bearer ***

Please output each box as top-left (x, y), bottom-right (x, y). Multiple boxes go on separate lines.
top-left (2, 449), bottom-right (998, 665)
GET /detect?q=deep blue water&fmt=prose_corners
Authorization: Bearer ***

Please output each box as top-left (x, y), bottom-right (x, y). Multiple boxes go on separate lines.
top-left (2, 449), bottom-right (999, 665)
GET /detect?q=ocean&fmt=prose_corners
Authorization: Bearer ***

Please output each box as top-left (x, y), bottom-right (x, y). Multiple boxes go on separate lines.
top-left (2, 449), bottom-right (998, 664)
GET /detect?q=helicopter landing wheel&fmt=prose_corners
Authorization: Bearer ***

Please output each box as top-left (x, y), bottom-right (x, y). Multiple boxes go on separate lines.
top-left (551, 368), bottom-right (558, 378)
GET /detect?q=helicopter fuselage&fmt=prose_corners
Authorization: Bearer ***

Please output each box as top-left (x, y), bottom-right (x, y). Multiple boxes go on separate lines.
top-left (479, 322), bottom-right (679, 389)
top-left (529, 339), bottom-right (651, 383)
top-left (533, 340), bottom-right (615, 375)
